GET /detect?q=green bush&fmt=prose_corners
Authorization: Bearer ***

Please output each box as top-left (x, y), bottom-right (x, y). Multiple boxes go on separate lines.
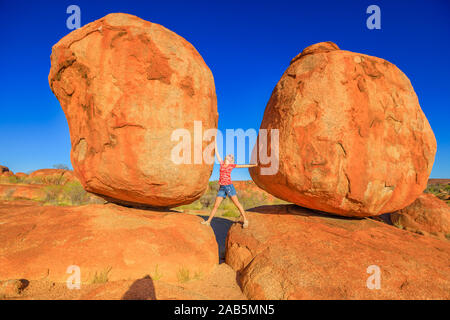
top-left (43, 185), bottom-right (63, 204)
top-left (222, 210), bottom-right (240, 218)
top-left (41, 180), bottom-right (103, 206)
top-left (23, 176), bottom-right (44, 185)
top-left (62, 181), bottom-right (88, 205)
top-left (425, 185), bottom-right (440, 195)
top-left (0, 176), bottom-right (24, 184)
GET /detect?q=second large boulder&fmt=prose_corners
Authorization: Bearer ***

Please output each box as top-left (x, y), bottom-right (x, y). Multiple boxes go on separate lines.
top-left (250, 42), bottom-right (436, 217)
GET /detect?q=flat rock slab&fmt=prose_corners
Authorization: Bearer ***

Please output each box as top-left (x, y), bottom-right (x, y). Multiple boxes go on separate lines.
top-left (226, 204), bottom-right (450, 299)
top-left (0, 202), bottom-right (218, 284)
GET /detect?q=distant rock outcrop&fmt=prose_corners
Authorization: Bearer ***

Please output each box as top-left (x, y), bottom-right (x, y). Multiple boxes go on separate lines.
top-left (0, 165), bottom-right (10, 174)
top-left (0, 203), bottom-right (218, 283)
top-left (0, 165), bottom-right (13, 177)
top-left (49, 13), bottom-right (218, 208)
top-left (250, 42), bottom-right (436, 217)
top-left (0, 184), bottom-right (45, 201)
top-left (391, 193), bottom-right (450, 239)
top-left (226, 204), bottom-right (450, 299)
top-left (29, 169), bottom-right (76, 184)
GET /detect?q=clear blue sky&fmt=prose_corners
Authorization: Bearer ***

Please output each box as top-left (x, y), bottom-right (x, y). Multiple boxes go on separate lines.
top-left (0, 0), bottom-right (449, 180)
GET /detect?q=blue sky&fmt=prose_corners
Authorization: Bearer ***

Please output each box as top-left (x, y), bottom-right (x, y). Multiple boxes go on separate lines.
top-left (0, 0), bottom-right (449, 180)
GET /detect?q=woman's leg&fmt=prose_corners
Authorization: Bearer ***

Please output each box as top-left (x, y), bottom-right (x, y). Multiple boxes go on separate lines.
top-left (230, 195), bottom-right (248, 222)
top-left (205, 196), bottom-right (224, 223)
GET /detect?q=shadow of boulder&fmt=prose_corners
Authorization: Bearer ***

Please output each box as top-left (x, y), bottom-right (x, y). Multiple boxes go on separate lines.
top-left (248, 204), bottom-right (366, 220)
top-left (121, 275), bottom-right (156, 300)
top-left (200, 216), bottom-right (234, 263)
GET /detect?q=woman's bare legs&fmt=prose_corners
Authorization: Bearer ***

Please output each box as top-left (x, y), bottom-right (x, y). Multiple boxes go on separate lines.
top-left (204, 196), bottom-right (224, 224)
top-left (230, 195), bottom-right (249, 227)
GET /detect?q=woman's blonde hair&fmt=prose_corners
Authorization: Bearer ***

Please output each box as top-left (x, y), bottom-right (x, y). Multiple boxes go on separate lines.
top-left (225, 154), bottom-right (234, 163)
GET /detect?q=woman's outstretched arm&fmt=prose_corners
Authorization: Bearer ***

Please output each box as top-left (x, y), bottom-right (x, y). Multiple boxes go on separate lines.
top-left (235, 164), bottom-right (257, 168)
top-left (215, 135), bottom-right (223, 163)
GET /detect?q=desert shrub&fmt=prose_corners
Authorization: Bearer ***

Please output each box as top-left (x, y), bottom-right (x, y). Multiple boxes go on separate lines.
top-left (178, 200), bottom-right (203, 211)
top-left (43, 185), bottom-right (63, 205)
top-left (62, 181), bottom-right (88, 205)
top-left (220, 199), bottom-right (240, 217)
top-left (42, 174), bottom-right (66, 185)
top-left (177, 267), bottom-right (190, 283)
top-left (0, 175), bottom-right (24, 184)
top-left (237, 190), bottom-right (262, 209)
top-left (24, 174), bottom-right (66, 185)
top-left (23, 176), bottom-right (44, 185)
top-left (4, 188), bottom-right (16, 200)
top-left (7, 176), bottom-right (18, 184)
top-left (425, 185), bottom-right (440, 195)
top-left (150, 265), bottom-right (163, 281)
top-left (91, 267), bottom-right (112, 284)
top-left (14, 176), bottom-right (26, 183)
top-left (199, 191), bottom-right (216, 208)
top-left (40, 180), bottom-right (103, 206)
top-left (222, 210), bottom-right (240, 218)
top-left (0, 176), bottom-right (9, 184)
top-left (193, 271), bottom-right (203, 281)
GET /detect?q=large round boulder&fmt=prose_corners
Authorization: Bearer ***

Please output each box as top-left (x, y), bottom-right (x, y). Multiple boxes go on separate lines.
top-left (49, 13), bottom-right (218, 207)
top-left (250, 42), bottom-right (436, 217)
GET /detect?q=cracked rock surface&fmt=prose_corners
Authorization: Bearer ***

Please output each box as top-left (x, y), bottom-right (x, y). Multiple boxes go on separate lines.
top-left (225, 204), bottom-right (450, 299)
top-left (250, 41), bottom-right (436, 217)
top-left (49, 13), bottom-right (218, 207)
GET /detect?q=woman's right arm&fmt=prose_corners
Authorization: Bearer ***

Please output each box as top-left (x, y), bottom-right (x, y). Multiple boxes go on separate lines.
top-left (215, 135), bottom-right (223, 164)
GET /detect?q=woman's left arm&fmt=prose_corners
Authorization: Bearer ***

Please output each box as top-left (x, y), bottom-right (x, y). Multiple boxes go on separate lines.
top-left (235, 164), bottom-right (258, 168)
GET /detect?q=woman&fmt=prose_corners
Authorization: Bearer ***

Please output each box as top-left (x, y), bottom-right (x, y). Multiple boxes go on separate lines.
top-left (201, 138), bottom-right (257, 228)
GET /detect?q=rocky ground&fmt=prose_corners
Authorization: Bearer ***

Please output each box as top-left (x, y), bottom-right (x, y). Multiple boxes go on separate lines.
top-left (226, 204), bottom-right (449, 299)
top-left (0, 199), bottom-right (244, 300)
top-left (0, 180), bottom-right (448, 300)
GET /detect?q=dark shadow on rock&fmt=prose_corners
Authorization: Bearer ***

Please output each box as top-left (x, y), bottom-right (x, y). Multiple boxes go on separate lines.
top-left (369, 212), bottom-right (393, 225)
top-left (121, 275), bottom-right (156, 300)
top-left (248, 204), bottom-right (365, 221)
top-left (101, 199), bottom-right (178, 213)
top-left (199, 215), bottom-right (234, 263)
